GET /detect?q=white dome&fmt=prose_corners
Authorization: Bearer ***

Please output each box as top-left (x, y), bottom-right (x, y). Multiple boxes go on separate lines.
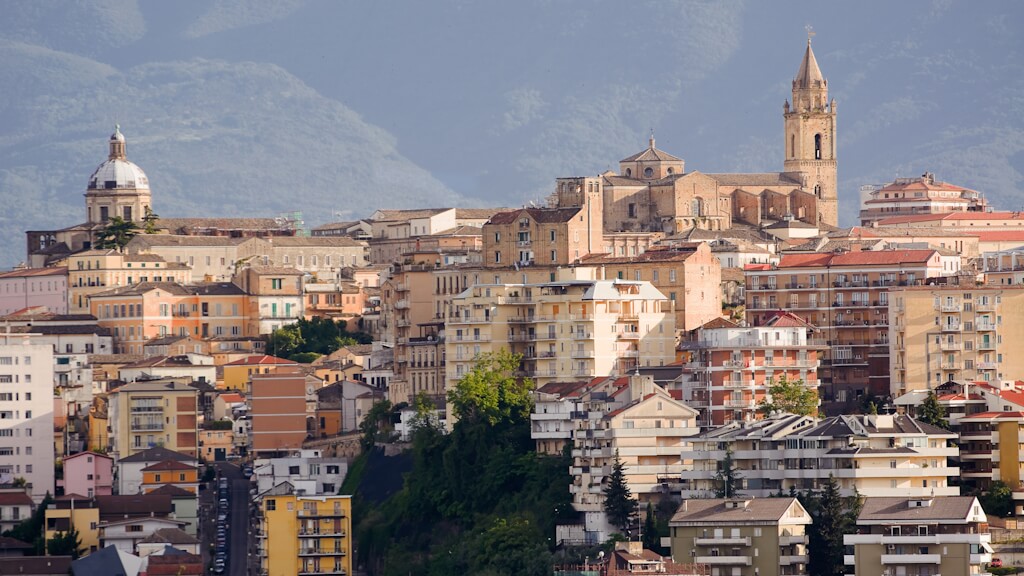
top-left (88, 158), bottom-right (150, 191)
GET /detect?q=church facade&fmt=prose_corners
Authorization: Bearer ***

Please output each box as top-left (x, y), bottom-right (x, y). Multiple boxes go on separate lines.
top-left (553, 38), bottom-right (838, 234)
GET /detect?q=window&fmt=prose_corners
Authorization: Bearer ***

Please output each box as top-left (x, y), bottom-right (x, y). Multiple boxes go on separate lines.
top-left (271, 278), bottom-right (283, 290)
top-left (266, 499), bottom-right (276, 511)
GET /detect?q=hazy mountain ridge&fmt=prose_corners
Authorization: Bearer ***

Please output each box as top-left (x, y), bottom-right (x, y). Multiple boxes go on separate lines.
top-left (0, 1), bottom-right (1022, 267)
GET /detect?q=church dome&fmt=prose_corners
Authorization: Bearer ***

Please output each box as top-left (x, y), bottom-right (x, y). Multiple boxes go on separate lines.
top-left (87, 125), bottom-right (149, 191)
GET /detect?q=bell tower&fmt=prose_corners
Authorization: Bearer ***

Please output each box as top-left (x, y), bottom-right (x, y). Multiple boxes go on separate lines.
top-left (784, 32), bottom-right (838, 227)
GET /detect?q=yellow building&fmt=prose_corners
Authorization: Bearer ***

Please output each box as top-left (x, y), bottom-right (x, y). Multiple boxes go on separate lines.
top-left (889, 285), bottom-right (1024, 396)
top-left (66, 249), bottom-right (190, 313)
top-left (445, 275), bottom-right (676, 396)
top-left (87, 399), bottom-right (109, 453)
top-left (141, 460), bottom-right (199, 494)
top-left (45, 495), bottom-right (100, 556)
top-left (221, 354), bottom-right (299, 393)
top-left (106, 379), bottom-right (199, 461)
top-left (258, 486), bottom-right (352, 576)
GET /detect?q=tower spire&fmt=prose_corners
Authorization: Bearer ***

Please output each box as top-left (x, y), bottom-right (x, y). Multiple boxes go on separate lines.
top-left (109, 124), bottom-right (126, 160)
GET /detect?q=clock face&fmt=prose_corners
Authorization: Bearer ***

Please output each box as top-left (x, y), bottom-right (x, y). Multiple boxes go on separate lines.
top-left (307, 385), bottom-right (314, 394)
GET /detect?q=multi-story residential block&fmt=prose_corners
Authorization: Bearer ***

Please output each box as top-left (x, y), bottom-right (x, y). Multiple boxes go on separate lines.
top-left (581, 242), bottom-right (722, 331)
top-left (0, 267), bottom-right (68, 316)
top-left (63, 451), bottom-right (113, 498)
top-left (257, 485), bottom-right (352, 576)
top-left (365, 207), bottom-right (496, 265)
top-left (234, 265), bottom-right (305, 334)
top-left (843, 496), bottom-right (992, 576)
top-left (90, 281), bottom-right (250, 354)
top-left (107, 379), bottom-right (199, 462)
top-left (140, 460), bottom-right (199, 494)
top-left (859, 172), bottom-right (990, 225)
top-left (678, 312), bottom-right (824, 427)
top-left (563, 374), bottom-right (699, 542)
top-left (669, 497), bottom-right (812, 576)
top-left (746, 248), bottom-right (960, 414)
top-left (0, 488), bottom-right (33, 534)
top-left (118, 354), bottom-right (216, 385)
top-left (679, 413), bottom-right (959, 498)
top-left (66, 250), bottom-right (190, 313)
top-left (874, 210), bottom-right (1024, 230)
top-left (888, 286), bottom-right (1024, 395)
top-left (250, 369), bottom-right (315, 457)
top-left (115, 447), bottom-right (198, 496)
top-left (445, 274), bottom-right (676, 395)
top-left (957, 411), bottom-right (1024, 500)
top-left (0, 333), bottom-right (55, 502)
top-left (97, 494), bottom-right (186, 554)
top-left (251, 450), bottom-right (347, 496)
top-left (481, 202), bottom-right (604, 269)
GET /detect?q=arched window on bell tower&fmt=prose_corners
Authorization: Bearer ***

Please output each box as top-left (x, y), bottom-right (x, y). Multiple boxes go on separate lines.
top-left (814, 134), bottom-right (822, 160)
top-left (814, 184), bottom-right (822, 198)
top-left (790, 135), bottom-right (795, 159)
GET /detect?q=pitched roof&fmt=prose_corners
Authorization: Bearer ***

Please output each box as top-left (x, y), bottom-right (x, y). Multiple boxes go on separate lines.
top-left (698, 317), bottom-right (740, 330)
top-left (762, 310), bottom-right (815, 329)
top-left (157, 217), bottom-right (289, 232)
top-left (0, 492), bottom-right (32, 506)
top-left (128, 234), bottom-right (253, 247)
top-left (774, 249), bottom-right (939, 269)
top-left (70, 544), bottom-right (140, 576)
top-left (118, 446), bottom-right (196, 464)
top-left (857, 496), bottom-right (979, 522)
top-left (455, 208), bottom-right (511, 219)
top-left (267, 237), bottom-right (365, 247)
top-left (146, 484), bottom-right (195, 498)
top-left (580, 244), bottom-right (704, 265)
top-left (620, 141), bottom-right (683, 163)
top-left (670, 498), bottom-right (806, 524)
top-left (486, 207), bottom-right (582, 225)
top-left (3, 556), bottom-right (73, 575)
top-left (794, 39), bottom-right (825, 88)
top-left (370, 208), bottom-right (450, 221)
top-left (0, 266), bottom-right (67, 278)
top-left (96, 494), bottom-right (173, 519)
top-left (139, 527), bottom-right (200, 546)
top-left (224, 355), bottom-right (297, 366)
top-left (706, 173), bottom-right (803, 187)
top-left (141, 460), bottom-right (196, 472)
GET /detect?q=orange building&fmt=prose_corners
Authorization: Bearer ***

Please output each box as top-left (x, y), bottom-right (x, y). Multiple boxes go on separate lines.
top-left (250, 368), bottom-right (313, 456)
top-left (141, 460), bottom-right (199, 494)
top-left (90, 281), bottom-right (250, 354)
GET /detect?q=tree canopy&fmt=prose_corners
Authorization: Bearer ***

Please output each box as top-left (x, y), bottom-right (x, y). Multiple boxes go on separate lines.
top-left (714, 449), bottom-right (742, 498)
top-left (603, 450), bottom-right (638, 535)
top-left (265, 316), bottom-right (372, 360)
top-left (93, 216), bottom-right (140, 251)
top-left (46, 525), bottom-right (82, 559)
top-left (803, 476), bottom-right (861, 576)
top-left (758, 375), bottom-right (819, 417)
top-left (916, 390), bottom-right (949, 429)
top-left (446, 349), bottom-right (533, 427)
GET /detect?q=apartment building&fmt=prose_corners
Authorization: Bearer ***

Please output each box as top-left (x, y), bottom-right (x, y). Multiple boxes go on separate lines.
top-left (0, 489), bottom-right (33, 534)
top-left (745, 248), bottom-right (960, 414)
top-left (481, 201), bottom-right (603, 269)
top-left (251, 450), bottom-right (347, 496)
top-left (445, 276), bottom-right (676, 394)
top-left (679, 413), bottom-right (959, 498)
top-left (365, 207), bottom-right (496, 265)
top-left (233, 266), bottom-right (304, 334)
top-left (669, 497), bottom-right (811, 576)
top-left (0, 266), bottom-right (68, 316)
top-left (678, 312), bottom-right (824, 427)
top-left (107, 379), bottom-right (199, 461)
top-left (90, 281), bottom-right (250, 354)
top-left (66, 250), bottom-right (190, 313)
top-left (889, 286), bottom-right (1024, 396)
top-left (116, 447), bottom-right (198, 496)
top-left (63, 451), bottom-right (113, 498)
top-left (221, 355), bottom-right (298, 393)
top-left (843, 496), bottom-right (992, 576)
top-left (45, 495), bottom-right (101, 555)
top-left (0, 334), bottom-right (55, 502)
top-left (958, 411), bottom-right (1024, 498)
top-left (257, 485), bottom-right (352, 576)
top-left (859, 173), bottom-right (990, 225)
top-left (580, 242), bottom-right (722, 331)
top-left (250, 369), bottom-right (314, 457)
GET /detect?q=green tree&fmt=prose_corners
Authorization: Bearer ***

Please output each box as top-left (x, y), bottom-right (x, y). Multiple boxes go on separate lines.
top-left (359, 399), bottom-right (394, 451)
top-left (807, 475), bottom-right (859, 576)
top-left (916, 390), bottom-right (949, 429)
top-left (758, 375), bottom-right (818, 417)
top-left (641, 502), bottom-right (659, 552)
top-left (46, 525), bottom-right (82, 558)
top-left (142, 206), bottom-right (160, 234)
top-left (603, 450), bottom-right (638, 534)
top-left (714, 449), bottom-right (742, 498)
top-left (288, 351), bottom-right (322, 364)
top-left (266, 325), bottom-right (303, 359)
top-left (447, 349), bottom-right (533, 427)
top-left (93, 216), bottom-right (140, 251)
top-left (979, 480), bottom-right (1013, 518)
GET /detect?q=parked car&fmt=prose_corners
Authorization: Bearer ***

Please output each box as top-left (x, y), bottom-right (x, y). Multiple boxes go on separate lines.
top-left (990, 558), bottom-right (1003, 568)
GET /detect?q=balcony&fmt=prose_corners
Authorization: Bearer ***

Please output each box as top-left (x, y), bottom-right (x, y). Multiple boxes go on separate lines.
top-left (724, 399), bottom-right (756, 409)
top-left (618, 314), bottom-right (639, 322)
top-left (976, 321), bottom-right (997, 331)
top-left (129, 406), bottom-right (163, 413)
top-left (694, 555), bottom-right (751, 566)
top-left (299, 548), bottom-right (347, 557)
top-left (977, 361), bottom-right (997, 370)
top-left (880, 553), bottom-right (941, 565)
top-left (779, 555), bottom-right (809, 565)
top-left (617, 332), bottom-right (641, 340)
top-left (298, 570), bottom-right (346, 576)
top-left (448, 315), bottom-right (489, 325)
top-left (297, 509), bottom-right (347, 518)
top-left (937, 303), bottom-right (961, 312)
top-left (571, 350), bottom-right (595, 358)
top-left (939, 341), bottom-right (961, 351)
top-left (978, 339), bottom-right (996, 350)
top-left (496, 296), bottom-right (532, 305)
top-left (572, 332), bottom-right (594, 340)
top-left (940, 323), bottom-right (961, 332)
top-left (394, 282), bottom-right (409, 292)
top-left (722, 380), bottom-right (754, 389)
top-left (394, 299), bottom-right (409, 310)
top-left (694, 536), bottom-right (751, 546)
top-left (130, 422), bottom-right (163, 432)
top-left (298, 529), bottom-right (347, 537)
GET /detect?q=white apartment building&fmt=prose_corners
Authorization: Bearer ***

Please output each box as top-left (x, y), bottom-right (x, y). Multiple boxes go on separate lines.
top-left (679, 413), bottom-right (959, 498)
top-left (0, 334), bottom-right (55, 502)
top-left (252, 450), bottom-right (348, 496)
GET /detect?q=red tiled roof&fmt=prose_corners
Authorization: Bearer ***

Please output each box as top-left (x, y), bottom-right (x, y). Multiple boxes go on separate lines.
top-left (877, 211), bottom-right (1024, 225)
top-left (0, 492), bottom-right (32, 506)
top-left (224, 355), bottom-right (297, 366)
top-left (763, 310), bottom-right (815, 329)
top-left (487, 207), bottom-right (582, 225)
top-left (218, 393), bottom-right (244, 403)
top-left (777, 249), bottom-right (937, 269)
top-left (973, 231), bottom-right (1024, 241)
top-left (0, 267), bottom-right (67, 278)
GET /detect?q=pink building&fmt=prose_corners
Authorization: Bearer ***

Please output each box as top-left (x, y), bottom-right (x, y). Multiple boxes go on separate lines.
top-left (62, 451), bottom-right (113, 498)
top-left (0, 267), bottom-right (68, 316)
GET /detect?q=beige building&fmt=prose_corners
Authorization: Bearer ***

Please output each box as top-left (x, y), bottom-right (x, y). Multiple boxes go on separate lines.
top-left (844, 496), bottom-right (992, 576)
top-left (482, 202), bottom-right (604, 268)
top-left (581, 242), bottom-right (722, 331)
top-left (67, 250), bottom-right (190, 313)
top-left (445, 273), bottom-right (676, 394)
top-left (669, 497), bottom-right (811, 576)
top-left (888, 286), bottom-right (1024, 396)
top-left (107, 379), bottom-right (199, 461)
top-left (233, 265), bottom-right (305, 334)
top-left (679, 413), bottom-right (959, 498)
